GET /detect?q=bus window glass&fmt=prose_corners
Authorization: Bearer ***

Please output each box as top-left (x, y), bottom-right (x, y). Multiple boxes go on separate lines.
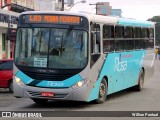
top-left (125, 27), bottom-right (133, 38)
top-left (134, 27), bottom-right (141, 38)
top-left (91, 24), bottom-right (100, 53)
top-left (142, 40), bottom-right (149, 49)
top-left (115, 26), bottom-right (124, 38)
top-left (15, 28), bottom-right (49, 67)
top-left (142, 28), bottom-right (149, 38)
top-left (149, 28), bottom-right (154, 39)
top-left (15, 28), bottom-right (88, 69)
top-left (48, 29), bottom-right (88, 69)
top-left (126, 40), bottom-right (134, 50)
top-left (148, 28), bottom-right (154, 48)
top-left (135, 40), bottom-right (142, 49)
top-left (103, 40), bottom-right (114, 52)
top-left (115, 40), bottom-right (125, 51)
top-left (103, 25), bottom-right (114, 38)
top-left (148, 39), bottom-right (154, 48)
top-left (91, 24), bottom-right (100, 31)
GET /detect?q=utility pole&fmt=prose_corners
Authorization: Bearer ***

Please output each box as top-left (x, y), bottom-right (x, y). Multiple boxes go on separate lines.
top-left (61, 0), bottom-right (64, 11)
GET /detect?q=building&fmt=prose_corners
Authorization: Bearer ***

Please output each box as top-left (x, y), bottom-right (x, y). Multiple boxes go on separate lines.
top-left (67, 0), bottom-right (74, 7)
top-left (97, 2), bottom-right (112, 16)
top-left (96, 2), bottom-right (122, 17)
top-left (111, 9), bottom-right (122, 17)
top-left (0, 0), bottom-right (63, 59)
top-left (0, 9), bottom-right (19, 59)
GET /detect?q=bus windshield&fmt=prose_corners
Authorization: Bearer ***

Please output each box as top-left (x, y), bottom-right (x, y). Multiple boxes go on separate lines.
top-left (15, 27), bottom-right (88, 69)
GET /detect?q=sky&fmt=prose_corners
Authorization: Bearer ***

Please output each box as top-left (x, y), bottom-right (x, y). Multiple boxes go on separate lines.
top-left (70, 0), bottom-right (160, 21)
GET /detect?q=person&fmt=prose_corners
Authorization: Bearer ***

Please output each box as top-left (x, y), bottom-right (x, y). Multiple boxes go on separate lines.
top-left (155, 47), bottom-right (159, 59)
top-left (158, 48), bottom-right (160, 60)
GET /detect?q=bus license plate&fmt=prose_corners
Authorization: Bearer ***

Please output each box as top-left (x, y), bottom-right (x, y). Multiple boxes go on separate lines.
top-left (41, 92), bottom-right (54, 97)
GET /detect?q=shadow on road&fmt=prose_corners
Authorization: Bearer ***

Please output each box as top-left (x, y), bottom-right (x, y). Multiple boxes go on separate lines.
top-left (0, 88), bottom-right (11, 94)
top-left (23, 100), bottom-right (96, 110)
top-left (21, 88), bottom-right (142, 110)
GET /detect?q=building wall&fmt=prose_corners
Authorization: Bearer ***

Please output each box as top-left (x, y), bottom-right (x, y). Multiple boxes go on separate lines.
top-left (67, 0), bottom-right (74, 7)
top-left (97, 2), bottom-right (112, 16)
top-left (96, 2), bottom-right (122, 17)
top-left (0, 28), bottom-right (7, 59)
top-left (111, 9), bottom-right (122, 17)
top-left (0, 9), bottom-right (19, 59)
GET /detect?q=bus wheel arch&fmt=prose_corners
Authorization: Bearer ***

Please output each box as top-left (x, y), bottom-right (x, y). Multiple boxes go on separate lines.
top-left (95, 77), bottom-right (108, 104)
top-left (8, 79), bottom-right (13, 93)
top-left (135, 68), bottom-right (145, 91)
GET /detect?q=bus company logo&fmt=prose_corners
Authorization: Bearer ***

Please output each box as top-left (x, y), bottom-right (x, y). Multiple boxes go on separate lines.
top-left (114, 57), bottom-right (127, 72)
top-left (47, 81), bottom-right (64, 87)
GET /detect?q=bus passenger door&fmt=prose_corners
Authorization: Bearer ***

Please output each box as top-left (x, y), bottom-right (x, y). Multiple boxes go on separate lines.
top-left (89, 24), bottom-right (104, 77)
top-left (90, 31), bottom-right (101, 67)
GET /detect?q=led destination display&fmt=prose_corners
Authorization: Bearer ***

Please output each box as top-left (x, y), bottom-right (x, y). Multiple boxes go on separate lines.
top-left (24, 15), bottom-right (81, 25)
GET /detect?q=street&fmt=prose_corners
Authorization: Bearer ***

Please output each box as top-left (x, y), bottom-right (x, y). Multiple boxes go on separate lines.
top-left (0, 60), bottom-right (160, 118)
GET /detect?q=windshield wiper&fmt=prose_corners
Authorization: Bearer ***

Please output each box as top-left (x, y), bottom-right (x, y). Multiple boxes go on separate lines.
top-left (63, 26), bottom-right (73, 46)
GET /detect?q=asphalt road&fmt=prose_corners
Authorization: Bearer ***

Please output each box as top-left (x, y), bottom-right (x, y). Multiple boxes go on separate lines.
top-left (0, 60), bottom-right (160, 119)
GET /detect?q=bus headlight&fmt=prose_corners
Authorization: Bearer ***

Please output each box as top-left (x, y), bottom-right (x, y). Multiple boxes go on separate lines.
top-left (15, 76), bottom-right (25, 86)
top-left (71, 79), bottom-right (88, 89)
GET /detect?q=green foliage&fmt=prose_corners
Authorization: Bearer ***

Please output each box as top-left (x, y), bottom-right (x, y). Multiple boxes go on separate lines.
top-left (148, 16), bottom-right (160, 45)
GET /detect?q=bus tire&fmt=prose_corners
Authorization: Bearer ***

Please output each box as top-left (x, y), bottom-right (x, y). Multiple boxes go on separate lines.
top-left (31, 98), bottom-right (48, 104)
top-left (8, 80), bottom-right (13, 93)
top-left (95, 78), bottom-right (107, 104)
top-left (134, 70), bottom-right (144, 91)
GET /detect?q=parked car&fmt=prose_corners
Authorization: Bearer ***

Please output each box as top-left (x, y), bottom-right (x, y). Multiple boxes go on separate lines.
top-left (0, 59), bottom-right (13, 92)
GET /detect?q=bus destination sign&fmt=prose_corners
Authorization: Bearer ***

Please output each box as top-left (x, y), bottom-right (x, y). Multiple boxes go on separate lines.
top-left (24, 15), bottom-right (81, 25)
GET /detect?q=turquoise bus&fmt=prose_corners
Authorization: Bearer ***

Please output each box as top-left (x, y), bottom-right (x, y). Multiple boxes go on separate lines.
top-left (13, 11), bottom-right (155, 104)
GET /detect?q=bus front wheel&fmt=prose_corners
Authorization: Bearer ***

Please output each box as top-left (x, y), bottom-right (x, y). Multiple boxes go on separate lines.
top-left (95, 78), bottom-right (107, 104)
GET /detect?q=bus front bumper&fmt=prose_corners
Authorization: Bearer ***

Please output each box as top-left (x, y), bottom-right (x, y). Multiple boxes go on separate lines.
top-left (13, 80), bottom-right (90, 102)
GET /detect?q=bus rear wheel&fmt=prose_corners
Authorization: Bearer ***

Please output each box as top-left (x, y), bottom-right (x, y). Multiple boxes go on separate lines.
top-left (134, 70), bottom-right (144, 91)
top-left (31, 98), bottom-right (48, 104)
top-left (95, 78), bottom-right (107, 104)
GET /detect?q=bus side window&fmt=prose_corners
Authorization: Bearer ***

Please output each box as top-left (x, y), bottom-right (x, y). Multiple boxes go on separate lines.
top-left (115, 26), bottom-right (124, 38)
top-left (95, 32), bottom-right (100, 53)
top-left (91, 33), bottom-right (94, 53)
top-left (134, 27), bottom-right (142, 49)
top-left (91, 32), bottom-right (100, 53)
top-left (90, 24), bottom-right (100, 54)
top-left (90, 23), bottom-right (101, 68)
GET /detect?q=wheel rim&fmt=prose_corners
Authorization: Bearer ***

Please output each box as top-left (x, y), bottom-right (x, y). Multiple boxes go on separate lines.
top-left (140, 74), bottom-right (144, 89)
top-left (100, 83), bottom-right (106, 98)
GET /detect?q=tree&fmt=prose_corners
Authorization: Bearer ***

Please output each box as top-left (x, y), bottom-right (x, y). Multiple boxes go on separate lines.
top-left (148, 16), bottom-right (160, 46)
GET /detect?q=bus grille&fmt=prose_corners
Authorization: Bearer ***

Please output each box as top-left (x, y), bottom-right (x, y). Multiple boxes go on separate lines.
top-left (23, 71), bottom-right (73, 81)
top-left (27, 91), bottom-right (68, 99)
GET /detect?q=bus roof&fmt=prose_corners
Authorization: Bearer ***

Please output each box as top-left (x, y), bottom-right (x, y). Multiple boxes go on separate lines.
top-left (20, 11), bottom-right (154, 28)
top-left (20, 11), bottom-right (118, 25)
top-left (118, 18), bottom-right (154, 28)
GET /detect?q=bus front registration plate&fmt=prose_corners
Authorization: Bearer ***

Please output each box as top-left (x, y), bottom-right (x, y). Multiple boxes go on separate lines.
top-left (41, 92), bottom-right (54, 97)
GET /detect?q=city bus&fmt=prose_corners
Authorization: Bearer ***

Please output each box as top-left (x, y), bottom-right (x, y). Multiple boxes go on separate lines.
top-left (13, 11), bottom-right (155, 104)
